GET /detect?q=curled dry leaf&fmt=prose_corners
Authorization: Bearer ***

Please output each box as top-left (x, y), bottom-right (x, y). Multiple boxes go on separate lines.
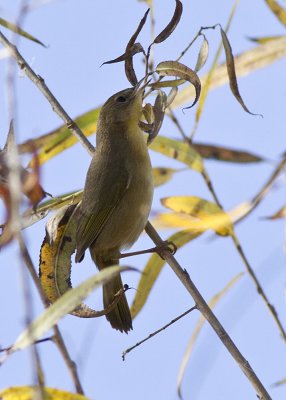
top-left (156, 61), bottom-right (201, 109)
top-left (148, 91), bottom-right (167, 145)
top-left (125, 8), bottom-right (150, 85)
top-left (101, 43), bottom-right (144, 67)
top-left (142, 102), bottom-right (154, 123)
top-left (220, 27), bottom-right (261, 116)
top-left (194, 35), bottom-right (209, 72)
top-left (153, 0), bottom-right (183, 44)
top-left (151, 79), bottom-right (185, 89)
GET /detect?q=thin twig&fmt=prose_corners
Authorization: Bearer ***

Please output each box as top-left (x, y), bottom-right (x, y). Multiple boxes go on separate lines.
top-left (145, 221), bottom-right (271, 400)
top-left (0, 30), bottom-right (95, 156)
top-left (122, 305), bottom-right (197, 360)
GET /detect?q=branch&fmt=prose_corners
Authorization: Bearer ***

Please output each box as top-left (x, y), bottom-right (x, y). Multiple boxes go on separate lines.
top-left (0, 30), bottom-right (95, 156)
top-left (145, 221), bottom-right (271, 400)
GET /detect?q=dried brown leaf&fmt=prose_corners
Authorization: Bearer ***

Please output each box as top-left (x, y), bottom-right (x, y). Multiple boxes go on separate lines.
top-left (147, 91), bottom-right (167, 145)
top-left (153, 0), bottom-right (183, 44)
top-left (220, 27), bottom-right (261, 116)
top-left (156, 60), bottom-right (201, 109)
top-left (194, 35), bottom-right (209, 72)
top-left (125, 8), bottom-right (150, 85)
top-left (101, 43), bottom-right (144, 66)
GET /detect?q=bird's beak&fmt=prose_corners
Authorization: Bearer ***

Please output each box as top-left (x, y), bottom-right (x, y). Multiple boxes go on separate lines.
top-left (131, 77), bottom-right (151, 98)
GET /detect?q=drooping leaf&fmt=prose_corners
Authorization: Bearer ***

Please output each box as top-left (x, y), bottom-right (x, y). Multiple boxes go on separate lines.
top-left (160, 196), bottom-right (234, 236)
top-left (12, 266), bottom-right (133, 351)
top-left (125, 8), bottom-right (150, 85)
top-left (191, 1), bottom-right (238, 134)
top-left (0, 386), bottom-right (90, 400)
top-left (177, 273), bottom-right (244, 399)
top-left (156, 61), bottom-right (201, 108)
top-left (194, 35), bottom-right (209, 72)
top-left (0, 17), bottom-right (45, 47)
top-left (220, 27), bottom-right (260, 116)
top-left (131, 230), bottom-right (200, 318)
top-left (148, 91), bottom-right (167, 144)
top-left (149, 135), bottom-right (204, 172)
top-left (264, 0), bottom-right (286, 26)
top-left (173, 35), bottom-right (286, 109)
top-left (153, 0), bottom-right (183, 44)
top-left (101, 43), bottom-right (144, 66)
top-left (192, 142), bottom-right (264, 163)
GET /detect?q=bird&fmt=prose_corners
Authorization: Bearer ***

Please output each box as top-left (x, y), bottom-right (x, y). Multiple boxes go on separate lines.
top-left (75, 83), bottom-right (153, 333)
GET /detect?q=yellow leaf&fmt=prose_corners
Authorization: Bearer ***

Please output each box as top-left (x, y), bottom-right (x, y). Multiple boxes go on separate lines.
top-left (0, 18), bottom-right (45, 47)
top-left (265, 0), bottom-right (286, 26)
top-left (0, 386), bottom-right (90, 400)
top-left (131, 230), bottom-right (200, 318)
top-left (149, 135), bottom-right (204, 172)
top-left (152, 167), bottom-right (178, 187)
top-left (160, 196), bottom-right (234, 236)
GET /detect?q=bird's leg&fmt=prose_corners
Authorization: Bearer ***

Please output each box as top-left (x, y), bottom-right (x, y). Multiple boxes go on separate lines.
top-left (119, 241), bottom-right (177, 260)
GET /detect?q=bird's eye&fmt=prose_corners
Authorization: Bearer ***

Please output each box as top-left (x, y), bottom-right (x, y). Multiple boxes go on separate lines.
top-left (116, 96), bottom-right (127, 103)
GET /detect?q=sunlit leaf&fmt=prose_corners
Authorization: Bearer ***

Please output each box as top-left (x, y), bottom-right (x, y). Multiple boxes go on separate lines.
top-left (192, 142), bottom-right (264, 163)
top-left (265, 205), bottom-right (286, 220)
top-left (220, 27), bottom-right (260, 116)
top-left (125, 8), bottom-right (150, 85)
top-left (149, 135), bottom-right (204, 172)
top-left (177, 273), bottom-right (244, 399)
top-left (247, 35), bottom-right (285, 44)
top-left (131, 230), bottom-right (200, 318)
top-left (0, 17), bottom-right (45, 47)
top-left (153, 0), bottom-right (183, 44)
top-left (265, 0), bottom-right (286, 26)
top-left (156, 61), bottom-right (201, 108)
top-left (0, 386), bottom-right (90, 400)
top-left (160, 196), bottom-right (234, 236)
top-left (194, 35), bottom-right (209, 72)
top-left (20, 108), bottom-right (100, 167)
top-left (12, 266), bottom-right (133, 351)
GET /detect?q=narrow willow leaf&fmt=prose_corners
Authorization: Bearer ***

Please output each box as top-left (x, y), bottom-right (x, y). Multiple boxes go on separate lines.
top-left (0, 17), bottom-right (45, 47)
top-left (272, 377), bottom-right (286, 387)
top-left (153, 0), bottom-right (183, 44)
top-left (265, 0), bottom-right (286, 26)
top-left (142, 103), bottom-right (154, 123)
top-left (149, 135), bottom-right (204, 172)
top-left (125, 8), bottom-right (150, 85)
top-left (220, 27), bottom-right (260, 116)
top-left (161, 196), bottom-right (234, 236)
top-left (152, 167), bottom-right (178, 187)
top-left (12, 266), bottom-right (133, 351)
top-left (151, 79), bottom-right (185, 89)
top-left (131, 230), bottom-right (200, 318)
top-left (265, 205), bottom-right (286, 220)
top-left (194, 35), bottom-right (209, 72)
top-left (173, 35), bottom-right (286, 109)
top-left (20, 108), bottom-right (100, 167)
top-left (0, 386), bottom-right (90, 400)
top-left (166, 86), bottom-right (178, 107)
top-left (101, 43), bottom-right (144, 66)
top-left (247, 35), bottom-right (285, 44)
top-left (148, 91), bottom-right (167, 144)
top-left (156, 61), bottom-right (201, 108)
top-left (177, 273), bottom-right (244, 399)
top-left (191, 1), bottom-right (238, 132)
top-left (192, 142), bottom-right (264, 163)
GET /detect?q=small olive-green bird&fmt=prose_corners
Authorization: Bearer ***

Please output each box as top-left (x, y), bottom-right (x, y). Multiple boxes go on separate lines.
top-left (75, 84), bottom-right (153, 333)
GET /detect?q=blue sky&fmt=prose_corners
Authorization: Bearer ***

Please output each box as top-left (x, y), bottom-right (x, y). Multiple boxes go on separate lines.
top-left (0, 1), bottom-right (286, 399)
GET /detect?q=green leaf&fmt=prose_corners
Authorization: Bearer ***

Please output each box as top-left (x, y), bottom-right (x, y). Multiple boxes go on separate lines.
top-left (12, 266), bottom-right (133, 351)
top-left (0, 18), bottom-right (45, 47)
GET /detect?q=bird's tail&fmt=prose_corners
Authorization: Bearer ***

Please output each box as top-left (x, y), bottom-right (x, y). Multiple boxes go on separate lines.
top-left (92, 250), bottom-right (133, 333)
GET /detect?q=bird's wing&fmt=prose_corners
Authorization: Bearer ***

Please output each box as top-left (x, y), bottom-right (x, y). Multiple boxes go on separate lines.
top-left (75, 158), bottom-right (130, 261)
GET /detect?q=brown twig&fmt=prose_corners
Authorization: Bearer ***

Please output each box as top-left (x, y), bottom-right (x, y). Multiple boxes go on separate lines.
top-left (0, 30), bottom-right (95, 156)
top-left (122, 305), bottom-right (197, 360)
top-left (145, 221), bottom-right (271, 400)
